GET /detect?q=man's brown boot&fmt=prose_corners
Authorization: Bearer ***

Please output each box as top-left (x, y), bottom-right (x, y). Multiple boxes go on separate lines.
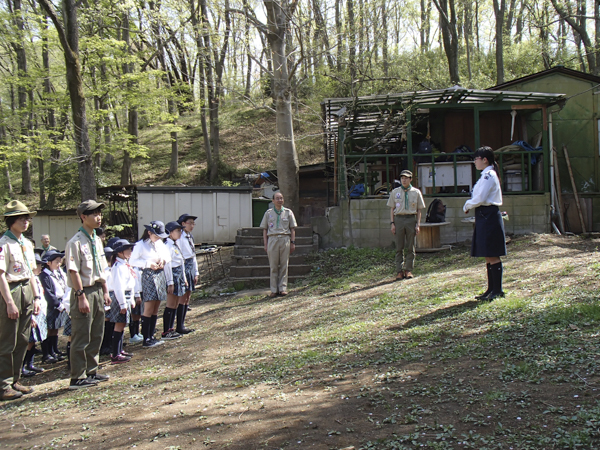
top-left (0, 388), bottom-right (23, 401)
top-left (12, 382), bottom-right (34, 395)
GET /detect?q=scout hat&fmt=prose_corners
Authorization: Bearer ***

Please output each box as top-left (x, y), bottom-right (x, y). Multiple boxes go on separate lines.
top-left (177, 213), bottom-right (197, 224)
top-left (42, 250), bottom-right (65, 264)
top-left (165, 221), bottom-right (184, 233)
top-left (77, 200), bottom-right (105, 217)
top-left (107, 237), bottom-right (120, 248)
top-left (34, 253), bottom-right (42, 265)
top-left (104, 246), bottom-right (115, 259)
top-left (400, 170), bottom-right (413, 178)
top-left (2, 200), bottom-right (37, 218)
top-left (112, 239), bottom-right (136, 254)
top-left (144, 220), bottom-right (168, 239)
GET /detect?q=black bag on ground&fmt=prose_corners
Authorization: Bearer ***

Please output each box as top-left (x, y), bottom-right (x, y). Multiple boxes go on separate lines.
top-left (426, 199), bottom-right (446, 223)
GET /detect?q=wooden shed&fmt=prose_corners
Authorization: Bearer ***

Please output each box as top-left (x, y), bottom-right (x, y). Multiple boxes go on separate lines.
top-left (491, 67), bottom-right (600, 232)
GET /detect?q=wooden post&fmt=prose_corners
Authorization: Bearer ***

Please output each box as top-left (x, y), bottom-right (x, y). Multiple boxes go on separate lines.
top-left (563, 145), bottom-right (586, 233)
top-left (552, 148), bottom-right (565, 233)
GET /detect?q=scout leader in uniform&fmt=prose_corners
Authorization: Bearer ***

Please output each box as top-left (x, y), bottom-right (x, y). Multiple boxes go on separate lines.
top-left (260, 192), bottom-right (297, 298)
top-left (64, 200), bottom-right (111, 389)
top-left (0, 201), bottom-right (41, 401)
top-left (388, 170), bottom-right (426, 280)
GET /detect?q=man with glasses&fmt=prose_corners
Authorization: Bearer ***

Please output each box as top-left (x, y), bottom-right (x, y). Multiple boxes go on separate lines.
top-left (0, 201), bottom-right (41, 400)
top-left (40, 234), bottom-right (57, 257)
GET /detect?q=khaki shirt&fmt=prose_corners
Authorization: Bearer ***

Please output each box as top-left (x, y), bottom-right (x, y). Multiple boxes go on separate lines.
top-left (64, 230), bottom-right (108, 288)
top-left (260, 207), bottom-right (297, 236)
top-left (0, 234), bottom-right (36, 282)
top-left (387, 186), bottom-right (426, 215)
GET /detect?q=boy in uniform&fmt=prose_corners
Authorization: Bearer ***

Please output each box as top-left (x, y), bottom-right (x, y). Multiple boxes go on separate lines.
top-left (64, 200), bottom-right (111, 389)
top-left (0, 200), bottom-right (41, 400)
top-left (388, 170), bottom-right (426, 280)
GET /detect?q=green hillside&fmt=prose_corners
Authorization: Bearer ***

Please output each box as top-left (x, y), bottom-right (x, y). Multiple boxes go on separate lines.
top-left (5, 101), bottom-right (324, 211)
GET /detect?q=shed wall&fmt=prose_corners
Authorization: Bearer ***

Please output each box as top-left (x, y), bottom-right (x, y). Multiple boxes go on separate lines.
top-left (32, 214), bottom-right (82, 251)
top-left (137, 190), bottom-right (252, 244)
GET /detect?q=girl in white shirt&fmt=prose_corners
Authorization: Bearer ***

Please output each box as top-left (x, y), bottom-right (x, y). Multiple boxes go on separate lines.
top-left (107, 239), bottom-right (139, 363)
top-left (129, 221), bottom-right (170, 348)
top-left (176, 214), bottom-right (198, 334)
top-left (162, 221), bottom-right (187, 340)
top-left (463, 146), bottom-right (507, 300)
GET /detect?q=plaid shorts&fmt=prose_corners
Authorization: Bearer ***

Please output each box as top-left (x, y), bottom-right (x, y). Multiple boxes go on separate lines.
top-left (184, 258), bottom-right (196, 292)
top-left (170, 265), bottom-right (187, 297)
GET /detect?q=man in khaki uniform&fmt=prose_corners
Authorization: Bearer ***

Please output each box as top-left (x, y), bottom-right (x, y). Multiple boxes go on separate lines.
top-left (0, 201), bottom-right (41, 401)
top-left (387, 170), bottom-right (426, 280)
top-left (260, 192), bottom-right (297, 297)
top-left (40, 234), bottom-right (57, 257)
top-left (64, 200), bottom-right (111, 389)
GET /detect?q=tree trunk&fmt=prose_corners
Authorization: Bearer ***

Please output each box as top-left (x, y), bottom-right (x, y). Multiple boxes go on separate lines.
top-left (420, 0), bottom-right (431, 51)
top-left (120, 11), bottom-right (134, 185)
top-left (493, 0), bottom-right (505, 85)
top-left (10, 0), bottom-right (33, 194)
top-left (167, 98), bottom-right (179, 177)
top-left (0, 123), bottom-right (12, 194)
top-left (43, 14), bottom-right (59, 209)
top-left (38, 0), bottom-right (96, 201)
top-left (433, 0), bottom-right (460, 85)
top-left (381, 0), bottom-right (388, 77)
top-left (335, 0), bottom-right (342, 72)
top-left (264, 0), bottom-right (300, 217)
top-left (347, 0), bottom-right (356, 85)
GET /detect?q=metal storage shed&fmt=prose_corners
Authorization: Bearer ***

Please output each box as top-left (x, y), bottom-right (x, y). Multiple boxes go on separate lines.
top-left (137, 186), bottom-right (252, 244)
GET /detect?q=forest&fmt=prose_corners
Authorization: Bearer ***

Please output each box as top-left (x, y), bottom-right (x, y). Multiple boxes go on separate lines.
top-left (0, 0), bottom-right (599, 210)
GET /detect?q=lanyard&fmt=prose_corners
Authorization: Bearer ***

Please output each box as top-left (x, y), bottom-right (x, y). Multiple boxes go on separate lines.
top-left (4, 230), bottom-right (33, 276)
top-left (78, 227), bottom-right (101, 276)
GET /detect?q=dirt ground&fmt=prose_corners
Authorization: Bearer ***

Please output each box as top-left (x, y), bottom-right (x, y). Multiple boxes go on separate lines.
top-left (1, 235), bottom-right (600, 449)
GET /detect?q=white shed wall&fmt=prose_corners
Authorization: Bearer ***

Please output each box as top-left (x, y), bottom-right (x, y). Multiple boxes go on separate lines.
top-left (32, 214), bottom-right (82, 251)
top-left (137, 190), bottom-right (252, 244)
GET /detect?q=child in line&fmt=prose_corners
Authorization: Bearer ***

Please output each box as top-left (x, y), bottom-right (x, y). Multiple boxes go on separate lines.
top-left (130, 221), bottom-right (170, 348)
top-left (162, 221), bottom-right (187, 340)
top-left (107, 239), bottom-right (138, 364)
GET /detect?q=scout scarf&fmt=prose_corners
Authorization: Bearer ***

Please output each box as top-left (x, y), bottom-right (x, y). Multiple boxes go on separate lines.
top-left (273, 207), bottom-right (283, 228)
top-left (401, 184), bottom-right (412, 208)
top-left (4, 229), bottom-right (33, 276)
top-left (79, 226), bottom-right (101, 276)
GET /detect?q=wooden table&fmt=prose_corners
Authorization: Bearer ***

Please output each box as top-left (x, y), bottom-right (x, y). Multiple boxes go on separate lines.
top-left (416, 222), bottom-right (451, 252)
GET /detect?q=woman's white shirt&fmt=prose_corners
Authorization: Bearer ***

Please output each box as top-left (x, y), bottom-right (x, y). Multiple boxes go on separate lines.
top-left (164, 238), bottom-right (185, 286)
top-left (463, 166), bottom-right (503, 212)
top-left (129, 239), bottom-right (171, 269)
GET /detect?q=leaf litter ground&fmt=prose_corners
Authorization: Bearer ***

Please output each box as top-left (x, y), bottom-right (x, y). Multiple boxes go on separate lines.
top-left (1, 234), bottom-right (600, 449)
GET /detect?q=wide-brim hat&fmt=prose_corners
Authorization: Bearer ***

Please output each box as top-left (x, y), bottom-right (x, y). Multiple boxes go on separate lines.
top-left (77, 200), bottom-right (105, 217)
top-left (165, 221), bottom-right (184, 234)
top-left (144, 221), bottom-right (168, 239)
top-left (42, 250), bottom-right (65, 264)
top-left (112, 239), bottom-right (136, 254)
top-left (104, 246), bottom-right (114, 257)
top-left (106, 237), bottom-right (120, 248)
top-left (177, 213), bottom-right (197, 224)
top-left (35, 253), bottom-right (42, 265)
top-left (2, 200), bottom-right (37, 218)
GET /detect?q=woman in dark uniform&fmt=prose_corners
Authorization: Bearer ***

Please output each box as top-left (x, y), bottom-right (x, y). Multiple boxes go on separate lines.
top-left (463, 146), bottom-right (506, 300)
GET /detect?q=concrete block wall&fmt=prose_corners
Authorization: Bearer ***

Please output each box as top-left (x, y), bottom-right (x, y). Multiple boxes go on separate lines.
top-left (311, 194), bottom-right (552, 249)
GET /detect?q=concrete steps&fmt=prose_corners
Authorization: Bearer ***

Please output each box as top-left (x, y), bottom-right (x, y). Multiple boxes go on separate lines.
top-left (229, 226), bottom-right (316, 288)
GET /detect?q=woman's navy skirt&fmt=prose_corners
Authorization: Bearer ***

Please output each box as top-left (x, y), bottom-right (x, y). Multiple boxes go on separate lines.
top-left (471, 205), bottom-right (507, 257)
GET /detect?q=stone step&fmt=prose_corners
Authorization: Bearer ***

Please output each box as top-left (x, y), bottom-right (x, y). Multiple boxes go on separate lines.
top-left (229, 264), bottom-right (312, 278)
top-left (229, 275), bottom-right (307, 288)
top-left (234, 244), bottom-right (314, 257)
top-left (232, 254), bottom-right (308, 266)
top-left (235, 235), bottom-right (314, 246)
top-left (238, 226), bottom-right (313, 237)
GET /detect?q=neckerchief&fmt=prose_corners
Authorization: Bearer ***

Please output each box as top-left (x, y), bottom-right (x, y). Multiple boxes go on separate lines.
top-left (42, 245), bottom-right (50, 252)
top-left (401, 184), bottom-right (412, 209)
top-left (185, 231), bottom-right (195, 252)
top-left (78, 226), bottom-right (101, 276)
top-left (274, 207), bottom-right (283, 228)
top-left (4, 229), bottom-right (33, 276)
top-left (116, 257), bottom-right (137, 278)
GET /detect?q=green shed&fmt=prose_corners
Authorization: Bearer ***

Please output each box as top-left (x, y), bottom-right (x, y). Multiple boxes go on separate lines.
top-left (492, 67), bottom-right (600, 232)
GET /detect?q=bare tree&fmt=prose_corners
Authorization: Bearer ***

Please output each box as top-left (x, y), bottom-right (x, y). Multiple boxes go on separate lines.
top-left (263, 0), bottom-right (300, 216)
top-left (433, 0), bottom-right (461, 84)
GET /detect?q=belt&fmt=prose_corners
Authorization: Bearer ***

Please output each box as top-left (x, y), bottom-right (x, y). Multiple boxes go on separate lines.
top-left (83, 281), bottom-right (104, 288)
top-left (9, 279), bottom-right (30, 291)
top-left (394, 214), bottom-right (416, 217)
top-left (269, 234), bottom-right (290, 237)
